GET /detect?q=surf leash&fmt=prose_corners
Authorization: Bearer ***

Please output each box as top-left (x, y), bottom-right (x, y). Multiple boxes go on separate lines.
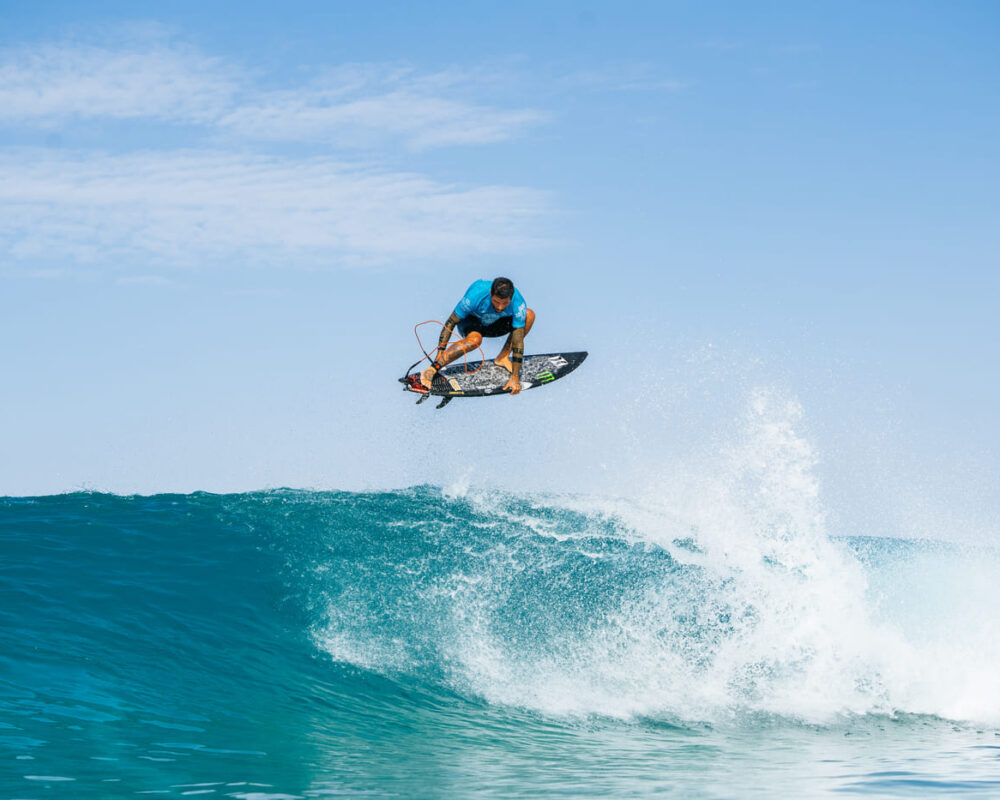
top-left (405, 320), bottom-right (485, 383)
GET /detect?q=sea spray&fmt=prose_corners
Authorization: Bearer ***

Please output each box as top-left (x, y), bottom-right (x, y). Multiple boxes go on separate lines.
top-left (295, 391), bottom-right (999, 725)
top-left (361, 389), bottom-right (882, 721)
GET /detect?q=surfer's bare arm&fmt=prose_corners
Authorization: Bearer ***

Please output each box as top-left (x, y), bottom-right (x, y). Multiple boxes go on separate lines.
top-left (419, 312), bottom-right (463, 389)
top-left (436, 313), bottom-right (460, 362)
top-left (504, 328), bottom-right (525, 395)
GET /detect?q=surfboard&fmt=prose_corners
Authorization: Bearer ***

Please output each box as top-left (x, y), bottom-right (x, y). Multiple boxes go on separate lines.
top-left (400, 352), bottom-right (588, 408)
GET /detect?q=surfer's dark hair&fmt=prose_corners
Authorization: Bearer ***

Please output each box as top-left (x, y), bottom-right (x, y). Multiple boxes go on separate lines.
top-left (491, 277), bottom-right (514, 300)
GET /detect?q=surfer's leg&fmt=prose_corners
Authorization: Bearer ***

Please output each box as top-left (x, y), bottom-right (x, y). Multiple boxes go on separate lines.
top-left (420, 333), bottom-right (483, 388)
top-left (495, 309), bottom-right (535, 370)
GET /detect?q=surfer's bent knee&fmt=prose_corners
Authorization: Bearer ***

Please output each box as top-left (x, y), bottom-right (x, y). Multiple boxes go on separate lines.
top-left (466, 332), bottom-right (483, 347)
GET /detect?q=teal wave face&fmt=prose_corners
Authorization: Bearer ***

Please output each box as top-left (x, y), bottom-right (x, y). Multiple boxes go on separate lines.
top-left (3, 489), bottom-right (1000, 798)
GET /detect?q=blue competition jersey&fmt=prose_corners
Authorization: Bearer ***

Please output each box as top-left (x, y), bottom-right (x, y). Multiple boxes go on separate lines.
top-left (454, 280), bottom-right (527, 328)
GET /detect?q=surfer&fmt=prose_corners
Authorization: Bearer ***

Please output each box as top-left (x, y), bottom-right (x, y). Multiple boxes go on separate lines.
top-left (420, 277), bottom-right (535, 395)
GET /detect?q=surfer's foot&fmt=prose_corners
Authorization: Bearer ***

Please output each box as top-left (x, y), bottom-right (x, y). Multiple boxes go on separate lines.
top-left (419, 366), bottom-right (435, 390)
top-left (494, 354), bottom-right (512, 372)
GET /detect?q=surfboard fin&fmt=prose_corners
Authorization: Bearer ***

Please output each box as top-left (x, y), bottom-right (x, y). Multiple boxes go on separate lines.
top-left (435, 396), bottom-right (453, 410)
top-left (414, 393), bottom-right (429, 405)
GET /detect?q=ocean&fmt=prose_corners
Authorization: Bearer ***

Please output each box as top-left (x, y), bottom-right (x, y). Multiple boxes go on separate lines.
top-left (3, 482), bottom-right (1000, 798)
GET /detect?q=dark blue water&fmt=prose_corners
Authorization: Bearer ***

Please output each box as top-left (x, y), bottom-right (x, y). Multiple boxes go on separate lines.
top-left (3, 489), bottom-right (1000, 798)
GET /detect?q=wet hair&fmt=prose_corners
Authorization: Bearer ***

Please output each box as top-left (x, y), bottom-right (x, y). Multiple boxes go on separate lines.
top-left (491, 277), bottom-right (514, 300)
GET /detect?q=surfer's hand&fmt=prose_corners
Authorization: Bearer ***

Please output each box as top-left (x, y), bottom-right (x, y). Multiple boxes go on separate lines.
top-left (505, 375), bottom-right (522, 395)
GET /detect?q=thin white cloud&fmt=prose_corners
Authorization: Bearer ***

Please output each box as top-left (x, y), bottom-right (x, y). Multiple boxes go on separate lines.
top-left (0, 41), bottom-right (237, 125)
top-left (220, 90), bottom-right (547, 150)
top-left (217, 61), bottom-right (549, 148)
top-left (0, 149), bottom-right (549, 270)
top-left (0, 38), bottom-right (547, 149)
top-left (0, 33), bottom-right (557, 272)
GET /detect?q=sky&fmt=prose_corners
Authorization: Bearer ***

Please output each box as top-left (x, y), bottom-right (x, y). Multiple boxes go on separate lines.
top-left (1, 1), bottom-right (998, 539)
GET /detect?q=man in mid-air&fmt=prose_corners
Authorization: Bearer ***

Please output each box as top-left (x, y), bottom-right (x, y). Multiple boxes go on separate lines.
top-left (420, 277), bottom-right (535, 395)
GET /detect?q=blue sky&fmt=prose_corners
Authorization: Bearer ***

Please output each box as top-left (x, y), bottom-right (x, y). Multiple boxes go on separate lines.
top-left (2, 1), bottom-right (998, 538)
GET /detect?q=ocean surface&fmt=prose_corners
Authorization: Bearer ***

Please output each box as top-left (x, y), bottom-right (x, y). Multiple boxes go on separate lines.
top-left (3, 485), bottom-right (1000, 799)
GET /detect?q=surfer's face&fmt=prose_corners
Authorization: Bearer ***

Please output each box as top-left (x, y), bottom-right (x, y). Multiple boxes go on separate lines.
top-left (491, 294), bottom-right (511, 312)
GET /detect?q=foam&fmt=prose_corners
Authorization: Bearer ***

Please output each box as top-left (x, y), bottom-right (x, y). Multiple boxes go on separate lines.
top-left (451, 391), bottom-right (1000, 723)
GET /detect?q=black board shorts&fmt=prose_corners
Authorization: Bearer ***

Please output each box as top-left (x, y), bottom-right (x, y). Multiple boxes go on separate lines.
top-left (457, 315), bottom-right (515, 338)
